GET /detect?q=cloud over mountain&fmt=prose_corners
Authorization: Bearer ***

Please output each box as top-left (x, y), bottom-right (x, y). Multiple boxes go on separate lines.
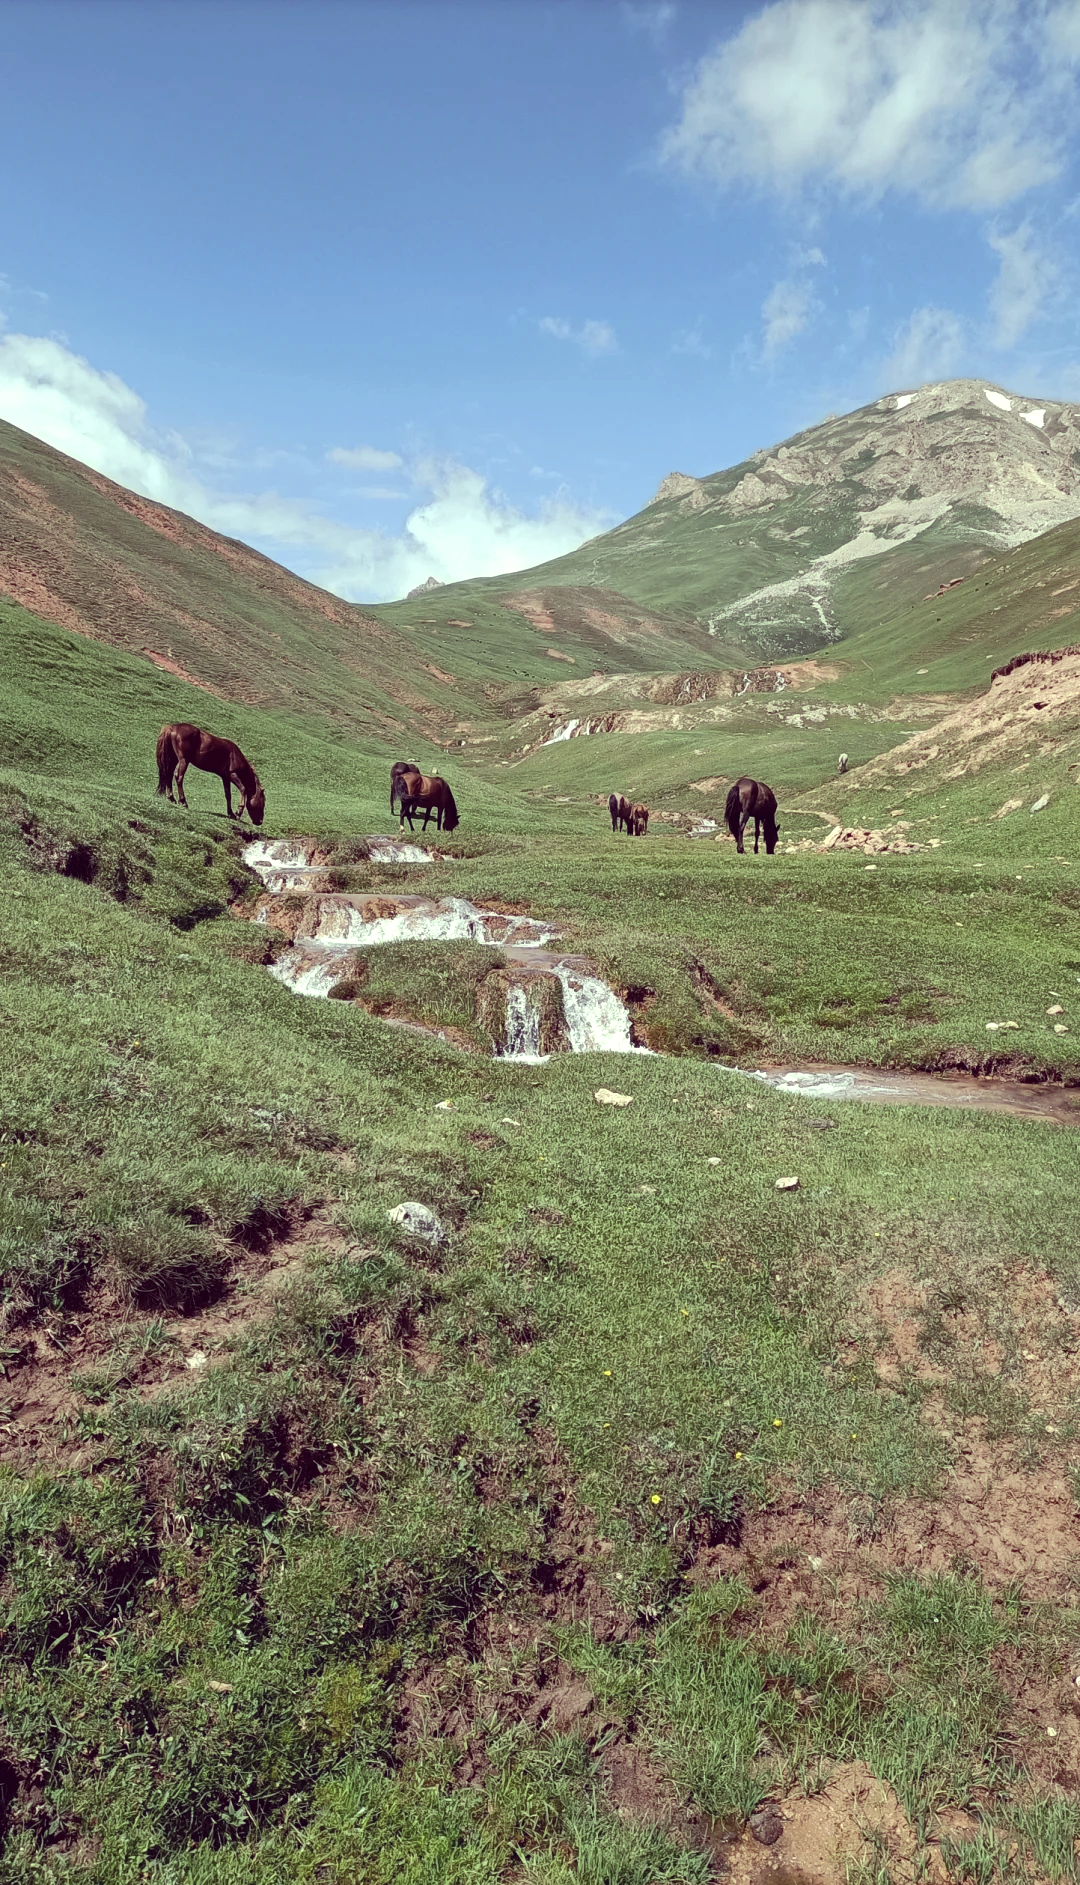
top-left (0, 331), bottom-right (615, 601)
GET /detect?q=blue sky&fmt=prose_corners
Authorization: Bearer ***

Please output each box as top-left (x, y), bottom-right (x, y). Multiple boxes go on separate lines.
top-left (1, 0), bottom-right (1078, 599)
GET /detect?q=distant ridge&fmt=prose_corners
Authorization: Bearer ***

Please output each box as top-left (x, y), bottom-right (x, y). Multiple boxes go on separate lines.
top-left (383, 378), bottom-right (1080, 663)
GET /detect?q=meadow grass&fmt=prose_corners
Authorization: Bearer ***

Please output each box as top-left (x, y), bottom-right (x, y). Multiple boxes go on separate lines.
top-left (4, 599), bottom-right (1080, 1879)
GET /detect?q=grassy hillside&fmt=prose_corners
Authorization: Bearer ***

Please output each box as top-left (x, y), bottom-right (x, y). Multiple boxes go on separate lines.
top-left (7, 428), bottom-right (1080, 1880)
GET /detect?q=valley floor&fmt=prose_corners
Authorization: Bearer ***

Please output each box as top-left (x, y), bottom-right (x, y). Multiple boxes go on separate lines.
top-left (3, 599), bottom-right (1080, 1885)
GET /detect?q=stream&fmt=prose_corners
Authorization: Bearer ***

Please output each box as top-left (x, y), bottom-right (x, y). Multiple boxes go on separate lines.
top-left (243, 840), bottom-right (1079, 1119)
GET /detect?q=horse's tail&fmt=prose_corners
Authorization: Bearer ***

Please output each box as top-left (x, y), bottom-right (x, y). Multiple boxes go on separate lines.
top-left (441, 785), bottom-right (459, 832)
top-left (724, 782), bottom-right (741, 839)
top-left (156, 726), bottom-right (175, 795)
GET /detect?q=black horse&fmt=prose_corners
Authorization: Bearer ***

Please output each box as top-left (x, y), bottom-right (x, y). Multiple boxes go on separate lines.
top-left (725, 776), bottom-right (778, 855)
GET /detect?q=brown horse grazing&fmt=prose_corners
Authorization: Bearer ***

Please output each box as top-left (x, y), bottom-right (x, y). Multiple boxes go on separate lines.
top-left (157, 723), bottom-right (265, 825)
top-left (390, 761), bottom-right (422, 818)
top-left (608, 792), bottom-right (632, 833)
top-left (398, 774), bottom-right (459, 833)
top-left (629, 802), bottom-right (649, 836)
top-left (725, 776), bottom-right (778, 855)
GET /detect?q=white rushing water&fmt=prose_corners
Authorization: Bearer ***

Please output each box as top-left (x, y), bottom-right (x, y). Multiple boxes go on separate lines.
top-left (367, 836), bottom-right (432, 864)
top-left (304, 897), bottom-right (560, 950)
top-left (248, 843), bottom-right (642, 1056)
top-left (500, 983), bottom-right (547, 1062)
top-left (244, 836), bottom-right (432, 884)
top-left (269, 951), bottom-right (352, 999)
top-left (244, 840), bottom-right (312, 878)
top-left (554, 964), bottom-right (648, 1054)
top-left (543, 719), bottom-right (581, 745)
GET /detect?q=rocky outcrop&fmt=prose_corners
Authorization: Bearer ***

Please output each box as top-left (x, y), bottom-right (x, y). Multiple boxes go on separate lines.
top-left (649, 471), bottom-right (708, 506)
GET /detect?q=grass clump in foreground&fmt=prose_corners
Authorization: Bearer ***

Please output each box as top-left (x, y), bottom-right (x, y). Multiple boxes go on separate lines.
top-left (4, 606), bottom-right (1080, 1878)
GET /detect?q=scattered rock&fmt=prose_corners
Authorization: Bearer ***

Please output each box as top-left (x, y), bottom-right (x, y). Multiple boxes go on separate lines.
top-left (207, 1680), bottom-right (233, 1694)
top-left (775, 1175), bottom-right (800, 1192)
top-left (185, 1350), bottom-right (208, 1371)
top-left (500, 1116), bottom-right (521, 1126)
top-left (707, 1155), bottom-right (722, 1165)
top-left (749, 1807), bottom-right (785, 1847)
top-left (807, 1117), bottom-right (837, 1131)
top-left (984, 1020), bottom-right (1020, 1031)
top-left (594, 1088), bottom-right (633, 1106)
top-left (1031, 794), bottom-right (1050, 811)
top-left (387, 1202), bottom-right (446, 1245)
top-left (1048, 1004), bottom-right (1065, 1015)
top-left (435, 1100), bottom-right (455, 1111)
top-left (1055, 1023), bottom-right (1069, 1034)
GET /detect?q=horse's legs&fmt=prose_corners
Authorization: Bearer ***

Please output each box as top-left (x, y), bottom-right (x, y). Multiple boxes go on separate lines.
top-left (753, 814), bottom-right (760, 854)
top-left (174, 756), bottom-right (189, 808)
top-left (734, 809), bottom-right (747, 854)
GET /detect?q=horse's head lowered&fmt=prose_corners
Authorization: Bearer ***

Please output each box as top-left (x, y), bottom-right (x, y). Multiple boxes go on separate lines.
top-left (247, 786), bottom-right (266, 826)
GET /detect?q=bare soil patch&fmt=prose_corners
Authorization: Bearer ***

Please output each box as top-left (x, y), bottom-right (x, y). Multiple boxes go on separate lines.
top-left (0, 1206), bottom-right (353, 1471)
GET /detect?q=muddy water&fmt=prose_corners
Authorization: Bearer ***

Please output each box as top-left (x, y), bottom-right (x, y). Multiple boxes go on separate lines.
top-left (739, 1064), bottom-right (1080, 1126)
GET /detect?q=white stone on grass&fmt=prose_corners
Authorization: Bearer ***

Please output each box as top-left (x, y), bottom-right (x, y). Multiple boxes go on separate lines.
top-left (387, 1202), bottom-right (446, 1245)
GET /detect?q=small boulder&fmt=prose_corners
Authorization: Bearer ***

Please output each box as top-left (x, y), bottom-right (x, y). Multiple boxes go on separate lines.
top-left (749, 1806), bottom-right (784, 1847)
top-left (387, 1202), bottom-right (446, 1245)
top-left (1031, 795), bottom-right (1050, 812)
top-left (595, 1088), bottom-right (633, 1106)
top-left (775, 1175), bottom-right (800, 1192)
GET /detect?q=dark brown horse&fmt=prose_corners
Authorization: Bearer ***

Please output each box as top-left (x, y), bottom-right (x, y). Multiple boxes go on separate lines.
top-left (390, 760), bottom-right (422, 817)
top-left (398, 773), bottom-right (459, 833)
top-left (629, 802), bottom-right (649, 836)
top-left (157, 723), bottom-right (265, 825)
top-left (608, 793), bottom-right (632, 833)
top-left (725, 776), bottom-right (778, 855)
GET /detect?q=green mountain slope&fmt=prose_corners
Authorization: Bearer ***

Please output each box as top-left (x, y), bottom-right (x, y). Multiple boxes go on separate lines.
top-left (372, 378), bottom-right (1080, 663)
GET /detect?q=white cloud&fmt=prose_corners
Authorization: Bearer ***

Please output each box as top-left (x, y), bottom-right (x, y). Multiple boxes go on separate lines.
top-left (0, 330), bottom-right (615, 602)
top-left (327, 443), bottom-right (403, 470)
top-left (987, 220), bottom-right (1058, 347)
top-left (761, 276), bottom-right (820, 360)
top-left (539, 316), bottom-right (619, 356)
top-left (884, 305), bottom-right (966, 383)
top-left (661, 0), bottom-right (1077, 211)
top-left (318, 459), bottom-right (616, 601)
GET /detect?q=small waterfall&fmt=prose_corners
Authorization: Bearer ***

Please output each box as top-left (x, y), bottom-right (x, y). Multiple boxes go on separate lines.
top-left (543, 718), bottom-right (581, 746)
top-left (500, 983), bottom-right (546, 1062)
top-left (269, 949), bottom-right (351, 999)
top-left (307, 897), bottom-right (559, 950)
top-left (367, 836), bottom-right (432, 864)
top-left (244, 840), bottom-right (312, 879)
top-left (554, 964), bottom-right (647, 1054)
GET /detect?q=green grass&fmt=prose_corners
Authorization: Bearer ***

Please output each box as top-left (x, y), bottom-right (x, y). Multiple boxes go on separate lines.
top-left (5, 556), bottom-right (1080, 1878)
